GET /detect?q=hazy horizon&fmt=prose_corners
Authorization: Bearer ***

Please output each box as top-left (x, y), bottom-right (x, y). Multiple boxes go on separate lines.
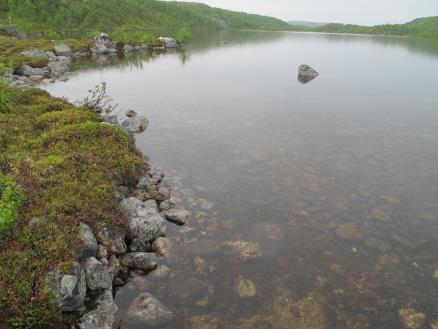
top-left (170, 0), bottom-right (438, 25)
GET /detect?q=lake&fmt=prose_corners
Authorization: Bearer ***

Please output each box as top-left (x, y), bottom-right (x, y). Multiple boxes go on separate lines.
top-left (43, 31), bottom-right (438, 329)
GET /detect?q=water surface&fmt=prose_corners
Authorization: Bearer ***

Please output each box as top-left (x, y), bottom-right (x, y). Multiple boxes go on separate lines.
top-left (44, 31), bottom-right (438, 329)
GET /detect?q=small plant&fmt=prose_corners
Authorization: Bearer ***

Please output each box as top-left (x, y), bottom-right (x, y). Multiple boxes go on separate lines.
top-left (0, 174), bottom-right (24, 232)
top-left (176, 28), bottom-right (191, 44)
top-left (0, 78), bottom-right (10, 110)
top-left (77, 82), bottom-right (118, 115)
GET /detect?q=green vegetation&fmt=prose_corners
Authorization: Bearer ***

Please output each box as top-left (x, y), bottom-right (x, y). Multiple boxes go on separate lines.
top-left (0, 85), bottom-right (145, 328)
top-left (0, 0), bottom-right (291, 32)
top-left (290, 16), bottom-right (438, 38)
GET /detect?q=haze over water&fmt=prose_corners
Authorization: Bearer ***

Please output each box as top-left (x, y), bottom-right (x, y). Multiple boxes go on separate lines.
top-left (44, 31), bottom-right (438, 328)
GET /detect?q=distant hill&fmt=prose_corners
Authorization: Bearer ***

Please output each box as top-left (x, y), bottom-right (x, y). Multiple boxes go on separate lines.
top-left (288, 21), bottom-right (330, 28)
top-left (311, 16), bottom-right (438, 38)
top-left (0, 0), bottom-right (292, 32)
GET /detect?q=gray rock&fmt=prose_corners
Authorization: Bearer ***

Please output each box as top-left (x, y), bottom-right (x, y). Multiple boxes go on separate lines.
top-left (82, 257), bottom-right (112, 291)
top-left (123, 44), bottom-right (134, 53)
top-left (128, 213), bottom-right (166, 242)
top-left (21, 49), bottom-right (49, 59)
top-left (48, 60), bottom-right (69, 78)
top-left (108, 255), bottom-right (121, 281)
top-left (159, 199), bottom-right (175, 211)
top-left (90, 33), bottom-right (117, 54)
top-left (17, 65), bottom-right (46, 77)
top-left (122, 116), bottom-right (149, 133)
top-left (129, 238), bottom-right (151, 252)
top-left (120, 252), bottom-right (157, 270)
top-left (125, 109), bottom-right (137, 117)
top-left (96, 227), bottom-right (127, 255)
top-left (184, 239), bottom-right (221, 258)
top-left (120, 197), bottom-right (157, 218)
top-left (54, 43), bottom-right (72, 57)
top-left (137, 176), bottom-right (160, 191)
top-left (157, 37), bottom-right (179, 48)
top-left (125, 293), bottom-right (173, 326)
top-left (298, 64), bottom-right (319, 83)
top-left (78, 289), bottom-right (120, 329)
top-left (76, 223), bottom-right (99, 262)
top-left (163, 208), bottom-right (190, 226)
top-left (45, 51), bottom-right (57, 61)
top-left (140, 44), bottom-right (151, 51)
top-left (152, 237), bottom-right (171, 257)
top-left (45, 261), bottom-right (86, 312)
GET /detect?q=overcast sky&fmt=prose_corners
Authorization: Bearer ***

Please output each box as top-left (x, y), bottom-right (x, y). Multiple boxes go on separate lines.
top-left (174, 0), bottom-right (438, 25)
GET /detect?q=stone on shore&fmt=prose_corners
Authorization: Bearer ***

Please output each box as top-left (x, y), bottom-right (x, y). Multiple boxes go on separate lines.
top-left (163, 208), bottom-right (191, 225)
top-left (48, 60), bottom-right (69, 78)
top-left (82, 257), bottom-right (112, 291)
top-left (298, 64), bottom-right (319, 83)
top-left (398, 308), bottom-right (427, 329)
top-left (78, 289), bottom-right (120, 329)
top-left (54, 43), bottom-right (72, 57)
top-left (45, 261), bottom-right (87, 312)
top-left (122, 116), bottom-right (149, 133)
top-left (157, 37), bottom-right (179, 48)
top-left (90, 33), bottom-right (117, 54)
top-left (21, 49), bottom-right (49, 59)
top-left (120, 252), bottom-right (157, 270)
top-left (76, 222), bottom-right (98, 261)
top-left (128, 213), bottom-right (166, 242)
top-left (96, 227), bottom-right (128, 255)
top-left (125, 293), bottom-right (174, 326)
top-left (18, 65), bottom-right (47, 77)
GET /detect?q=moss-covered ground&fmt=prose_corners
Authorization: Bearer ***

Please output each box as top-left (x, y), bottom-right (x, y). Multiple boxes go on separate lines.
top-left (0, 85), bottom-right (145, 328)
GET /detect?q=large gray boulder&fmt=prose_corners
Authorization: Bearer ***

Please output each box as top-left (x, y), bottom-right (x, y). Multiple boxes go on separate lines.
top-left (125, 293), bottom-right (173, 326)
top-left (82, 257), bottom-right (112, 291)
top-left (121, 116), bottom-right (149, 133)
top-left (48, 60), bottom-right (69, 78)
top-left (90, 33), bottom-right (117, 54)
top-left (76, 223), bottom-right (98, 261)
top-left (157, 37), bottom-right (179, 48)
top-left (17, 65), bottom-right (47, 77)
top-left (45, 262), bottom-right (87, 312)
top-left (21, 49), bottom-right (49, 59)
top-left (54, 43), bottom-right (72, 57)
top-left (119, 252), bottom-right (157, 270)
top-left (298, 64), bottom-right (319, 83)
top-left (78, 289), bottom-right (120, 329)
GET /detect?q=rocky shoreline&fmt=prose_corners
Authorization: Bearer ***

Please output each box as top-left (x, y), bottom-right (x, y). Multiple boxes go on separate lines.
top-left (44, 110), bottom-right (191, 328)
top-left (3, 32), bottom-right (182, 89)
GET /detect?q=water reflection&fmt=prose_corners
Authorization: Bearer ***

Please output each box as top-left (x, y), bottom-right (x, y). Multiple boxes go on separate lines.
top-left (43, 30), bottom-right (438, 329)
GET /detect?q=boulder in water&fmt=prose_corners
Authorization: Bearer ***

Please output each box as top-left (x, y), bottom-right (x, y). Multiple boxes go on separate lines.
top-left (90, 33), bottom-right (117, 54)
top-left (298, 64), bottom-right (319, 83)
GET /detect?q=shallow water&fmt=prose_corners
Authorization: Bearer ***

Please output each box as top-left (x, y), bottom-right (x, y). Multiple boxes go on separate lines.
top-left (44, 31), bottom-right (438, 328)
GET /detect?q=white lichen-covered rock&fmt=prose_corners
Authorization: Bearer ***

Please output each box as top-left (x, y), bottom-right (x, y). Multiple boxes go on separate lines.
top-left (45, 261), bottom-right (87, 312)
top-left (157, 37), bottom-right (179, 48)
top-left (90, 33), bottom-right (117, 54)
top-left (125, 293), bottom-right (173, 326)
top-left (78, 289), bottom-right (120, 329)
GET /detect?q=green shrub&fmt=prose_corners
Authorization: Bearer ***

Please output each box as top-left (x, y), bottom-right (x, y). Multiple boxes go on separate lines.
top-left (0, 174), bottom-right (24, 232)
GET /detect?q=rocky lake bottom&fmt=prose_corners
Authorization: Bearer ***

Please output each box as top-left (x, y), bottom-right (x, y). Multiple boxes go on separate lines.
top-left (42, 30), bottom-right (438, 328)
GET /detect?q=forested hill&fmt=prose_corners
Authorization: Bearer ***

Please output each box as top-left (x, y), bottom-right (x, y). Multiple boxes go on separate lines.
top-left (303, 16), bottom-right (438, 38)
top-left (0, 0), bottom-right (292, 31)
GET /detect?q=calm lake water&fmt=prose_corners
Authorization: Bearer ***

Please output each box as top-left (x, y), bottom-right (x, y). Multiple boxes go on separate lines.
top-left (44, 31), bottom-right (438, 329)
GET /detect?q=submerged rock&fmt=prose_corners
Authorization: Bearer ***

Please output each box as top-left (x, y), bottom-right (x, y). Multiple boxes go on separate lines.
top-left (335, 223), bottom-right (363, 240)
top-left (90, 33), bottom-right (117, 54)
top-left (398, 308), bottom-right (427, 329)
top-left (169, 276), bottom-right (208, 305)
top-left (122, 116), bottom-right (149, 133)
top-left (149, 265), bottom-right (170, 281)
top-left (222, 240), bottom-right (262, 261)
top-left (234, 276), bottom-right (257, 298)
top-left (251, 222), bottom-right (284, 241)
top-left (152, 237), bottom-right (172, 256)
top-left (125, 109), bottom-right (138, 117)
top-left (82, 257), bottom-right (112, 291)
top-left (185, 239), bottom-right (221, 258)
top-left (78, 289), bottom-right (120, 329)
top-left (126, 293), bottom-right (174, 326)
top-left (298, 64), bottom-right (319, 83)
top-left (45, 261), bottom-right (86, 312)
top-left (120, 252), bottom-right (157, 270)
